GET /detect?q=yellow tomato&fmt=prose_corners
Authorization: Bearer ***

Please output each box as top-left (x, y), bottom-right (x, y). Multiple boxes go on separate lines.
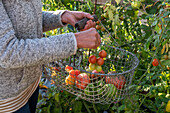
top-left (65, 75), bottom-right (75, 85)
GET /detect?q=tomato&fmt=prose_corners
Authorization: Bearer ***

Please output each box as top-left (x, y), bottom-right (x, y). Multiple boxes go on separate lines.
top-left (96, 65), bottom-right (102, 72)
top-left (69, 70), bottom-right (80, 78)
top-left (152, 58), bottom-right (159, 66)
top-left (88, 55), bottom-right (97, 64)
top-left (84, 84), bottom-right (96, 95)
top-left (96, 21), bottom-right (100, 25)
top-left (98, 70), bottom-right (105, 78)
top-left (89, 63), bottom-right (96, 71)
top-left (91, 70), bottom-right (99, 79)
top-left (65, 75), bottom-right (75, 85)
top-left (105, 84), bottom-right (117, 98)
top-left (96, 25), bottom-right (101, 30)
top-left (140, 0), bottom-right (145, 2)
top-left (65, 65), bottom-right (73, 72)
top-left (105, 71), bottom-right (117, 84)
top-left (113, 75), bottom-right (126, 89)
top-left (99, 50), bottom-right (107, 58)
top-left (75, 70), bottom-right (81, 76)
top-left (76, 73), bottom-right (90, 90)
top-left (97, 57), bottom-right (104, 66)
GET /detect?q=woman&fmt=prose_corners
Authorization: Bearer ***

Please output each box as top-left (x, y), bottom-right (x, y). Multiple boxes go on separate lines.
top-left (0, 0), bottom-right (101, 112)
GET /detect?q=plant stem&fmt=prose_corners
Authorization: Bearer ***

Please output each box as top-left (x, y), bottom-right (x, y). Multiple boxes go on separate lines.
top-left (136, 92), bottom-right (150, 112)
top-left (83, 100), bottom-right (91, 113)
top-left (92, 103), bottom-right (98, 113)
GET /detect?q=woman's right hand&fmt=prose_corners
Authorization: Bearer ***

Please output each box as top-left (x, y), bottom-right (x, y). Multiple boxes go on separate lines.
top-left (74, 28), bottom-right (101, 49)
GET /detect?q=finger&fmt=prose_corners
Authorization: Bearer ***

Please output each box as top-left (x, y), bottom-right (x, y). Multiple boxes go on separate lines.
top-left (93, 22), bottom-right (96, 28)
top-left (81, 12), bottom-right (93, 20)
top-left (87, 20), bottom-right (93, 28)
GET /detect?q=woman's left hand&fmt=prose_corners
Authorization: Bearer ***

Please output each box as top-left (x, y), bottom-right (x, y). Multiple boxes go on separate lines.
top-left (61, 11), bottom-right (96, 31)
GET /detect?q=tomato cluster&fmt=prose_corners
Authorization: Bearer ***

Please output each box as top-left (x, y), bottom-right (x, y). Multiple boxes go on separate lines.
top-left (64, 65), bottom-right (90, 90)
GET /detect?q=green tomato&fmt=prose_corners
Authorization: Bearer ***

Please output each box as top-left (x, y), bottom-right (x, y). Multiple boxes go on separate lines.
top-left (96, 65), bottom-right (102, 72)
top-left (84, 84), bottom-right (96, 96)
top-left (140, 0), bottom-right (145, 2)
top-left (89, 63), bottom-right (96, 71)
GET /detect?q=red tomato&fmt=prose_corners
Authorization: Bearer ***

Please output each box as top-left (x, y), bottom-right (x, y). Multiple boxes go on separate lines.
top-left (91, 70), bottom-right (99, 79)
top-left (97, 57), bottom-right (104, 66)
top-left (88, 55), bottom-right (97, 64)
top-left (69, 70), bottom-right (80, 78)
top-left (113, 75), bottom-right (126, 89)
top-left (99, 50), bottom-right (107, 58)
top-left (152, 59), bottom-right (159, 66)
top-left (76, 73), bottom-right (90, 90)
top-left (65, 65), bottom-right (73, 72)
top-left (52, 67), bottom-right (61, 71)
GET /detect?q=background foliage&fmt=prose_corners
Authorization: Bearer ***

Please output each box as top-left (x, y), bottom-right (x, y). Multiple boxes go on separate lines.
top-left (37, 0), bottom-right (170, 113)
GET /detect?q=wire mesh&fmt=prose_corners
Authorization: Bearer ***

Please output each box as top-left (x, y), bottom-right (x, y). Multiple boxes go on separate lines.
top-left (45, 44), bottom-right (139, 104)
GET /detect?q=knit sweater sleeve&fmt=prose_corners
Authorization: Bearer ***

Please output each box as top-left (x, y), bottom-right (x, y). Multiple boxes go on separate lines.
top-left (0, 1), bottom-right (77, 69)
top-left (42, 10), bottom-right (67, 32)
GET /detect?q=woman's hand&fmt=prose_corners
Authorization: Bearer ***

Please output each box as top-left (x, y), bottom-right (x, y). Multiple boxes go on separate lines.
top-left (61, 11), bottom-right (96, 30)
top-left (74, 28), bottom-right (101, 49)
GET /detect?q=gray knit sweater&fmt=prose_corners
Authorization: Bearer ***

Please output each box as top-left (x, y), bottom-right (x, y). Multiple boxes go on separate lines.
top-left (0, 0), bottom-right (77, 100)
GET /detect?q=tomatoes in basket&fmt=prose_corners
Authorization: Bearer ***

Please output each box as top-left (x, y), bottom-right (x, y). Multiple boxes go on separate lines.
top-left (65, 75), bottom-right (75, 85)
top-left (96, 65), bottom-right (102, 72)
top-left (99, 50), bottom-right (107, 58)
top-left (89, 63), bottom-right (96, 71)
top-left (65, 65), bottom-right (73, 72)
top-left (152, 58), bottom-right (159, 66)
top-left (69, 70), bottom-right (80, 78)
top-left (76, 73), bottom-right (90, 90)
top-left (113, 75), bottom-right (126, 89)
top-left (97, 57), bottom-right (104, 66)
top-left (105, 72), bottom-right (126, 89)
top-left (88, 55), bottom-right (97, 64)
top-left (105, 71), bottom-right (116, 84)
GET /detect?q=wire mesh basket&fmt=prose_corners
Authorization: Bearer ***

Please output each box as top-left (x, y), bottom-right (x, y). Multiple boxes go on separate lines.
top-left (44, 44), bottom-right (139, 104)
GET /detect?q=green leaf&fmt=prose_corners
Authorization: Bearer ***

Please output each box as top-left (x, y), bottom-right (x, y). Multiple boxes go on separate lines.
top-left (151, 20), bottom-right (158, 27)
top-left (48, 93), bottom-right (52, 99)
top-left (162, 39), bottom-right (168, 46)
top-left (163, 11), bottom-right (169, 17)
top-left (54, 93), bottom-right (59, 103)
top-left (118, 105), bottom-right (125, 111)
top-left (47, 105), bottom-right (51, 113)
top-left (161, 60), bottom-right (170, 65)
top-left (73, 101), bottom-right (82, 112)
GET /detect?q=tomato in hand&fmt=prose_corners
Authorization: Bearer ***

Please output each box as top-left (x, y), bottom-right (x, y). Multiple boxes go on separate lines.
top-left (152, 58), bottom-right (159, 66)
top-left (88, 55), bottom-right (97, 64)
